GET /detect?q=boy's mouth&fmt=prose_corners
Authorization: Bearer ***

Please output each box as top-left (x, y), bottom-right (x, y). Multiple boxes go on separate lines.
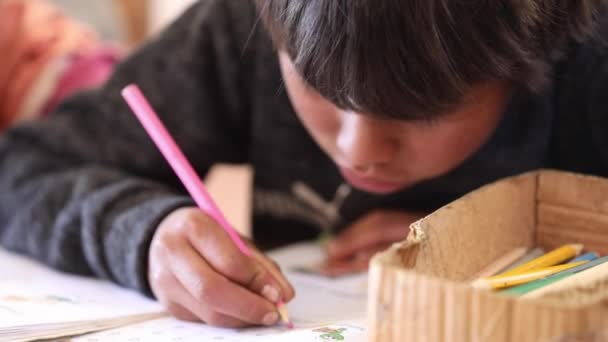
top-left (339, 168), bottom-right (406, 194)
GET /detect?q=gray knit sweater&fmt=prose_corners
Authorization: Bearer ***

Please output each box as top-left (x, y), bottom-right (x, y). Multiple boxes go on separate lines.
top-left (1, 1), bottom-right (608, 296)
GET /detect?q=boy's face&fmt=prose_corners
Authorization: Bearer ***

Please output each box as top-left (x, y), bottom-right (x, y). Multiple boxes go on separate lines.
top-left (279, 52), bottom-right (511, 194)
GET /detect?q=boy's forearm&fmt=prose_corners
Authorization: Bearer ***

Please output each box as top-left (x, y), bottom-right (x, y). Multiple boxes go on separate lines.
top-left (0, 0), bottom-right (249, 294)
top-left (0, 135), bottom-right (193, 293)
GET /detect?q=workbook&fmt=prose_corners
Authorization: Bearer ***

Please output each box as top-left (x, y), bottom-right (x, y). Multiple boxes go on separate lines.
top-left (0, 242), bottom-right (367, 341)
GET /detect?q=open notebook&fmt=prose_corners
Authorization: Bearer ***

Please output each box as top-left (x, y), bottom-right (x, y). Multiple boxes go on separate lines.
top-left (0, 242), bottom-right (367, 341)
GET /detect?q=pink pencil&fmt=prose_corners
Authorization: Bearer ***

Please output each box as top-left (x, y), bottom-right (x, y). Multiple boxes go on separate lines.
top-left (121, 84), bottom-right (292, 328)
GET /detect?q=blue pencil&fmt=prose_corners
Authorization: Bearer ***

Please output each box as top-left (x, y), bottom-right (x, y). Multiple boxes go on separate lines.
top-left (571, 252), bottom-right (599, 263)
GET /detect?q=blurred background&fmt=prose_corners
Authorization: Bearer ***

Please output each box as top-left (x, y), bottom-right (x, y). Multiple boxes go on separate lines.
top-left (51, 0), bottom-right (197, 45)
top-left (43, 0), bottom-right (253, 235)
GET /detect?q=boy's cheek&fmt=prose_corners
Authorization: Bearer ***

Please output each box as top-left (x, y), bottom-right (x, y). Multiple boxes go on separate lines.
top-left (395, 100), bottom-right (506, 183)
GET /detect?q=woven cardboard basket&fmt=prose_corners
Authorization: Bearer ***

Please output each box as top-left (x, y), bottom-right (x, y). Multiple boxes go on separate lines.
top-left (369, 170), bottom-right (608, 342)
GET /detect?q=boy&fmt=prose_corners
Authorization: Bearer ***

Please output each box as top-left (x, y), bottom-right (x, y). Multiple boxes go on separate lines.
top-left (0, 0), bottom-right (606, 328)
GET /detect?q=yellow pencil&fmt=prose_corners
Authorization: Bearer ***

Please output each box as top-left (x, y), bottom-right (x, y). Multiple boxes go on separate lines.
top-left (472, 261), bottom-right (588, 290)
top-left (497, 244), bottom-right (583, 277)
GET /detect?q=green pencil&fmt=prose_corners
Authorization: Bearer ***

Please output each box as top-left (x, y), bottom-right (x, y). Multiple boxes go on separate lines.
top-left (502, 255), bottom-right (608, 296)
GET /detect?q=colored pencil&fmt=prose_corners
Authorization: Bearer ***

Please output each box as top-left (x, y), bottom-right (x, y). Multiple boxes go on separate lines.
top-left (497, 244), bottom-right (583, 277)
top-left (570, 252), bottom-right (599, 263)
top-left (522, 256), bottom-right (608, 299)
top-left (121, 84), bottom-right (292, 328)
top-left (122, 85), bottom-right (249, 255)
top-left (502, 255), bottom-right (608, 296)
top-left (473, 261), bottom-right (587, 290)
top-left (500, 247), bottom-right (544, 273)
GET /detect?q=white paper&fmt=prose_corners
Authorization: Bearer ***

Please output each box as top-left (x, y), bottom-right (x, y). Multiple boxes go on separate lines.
top-left (73, 317), bottom-right (366, 342)
top-left (1, 242), bottom-right (368, 341)
top-left (0, 248), bottom-right (162, 329)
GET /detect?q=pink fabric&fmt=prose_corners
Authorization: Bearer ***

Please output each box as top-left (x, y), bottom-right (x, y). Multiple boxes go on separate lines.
top-left (0, 0), bottom-right (121, 129)
top-left (44, 47), bottom-right (121, 114)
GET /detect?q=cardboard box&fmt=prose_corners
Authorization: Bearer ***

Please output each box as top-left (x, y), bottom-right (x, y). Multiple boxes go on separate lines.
top-left (369, 170), bottom-right (608, 341)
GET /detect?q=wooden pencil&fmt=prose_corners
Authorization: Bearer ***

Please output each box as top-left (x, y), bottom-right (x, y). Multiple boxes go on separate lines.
top-left (497, 244), bottom-right (583, 277)
top-left (473, 262), bottom-right (587, 290)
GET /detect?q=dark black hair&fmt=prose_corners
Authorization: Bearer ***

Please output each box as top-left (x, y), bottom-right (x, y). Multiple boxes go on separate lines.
top-left (256, 0), bottom-right (606, 119)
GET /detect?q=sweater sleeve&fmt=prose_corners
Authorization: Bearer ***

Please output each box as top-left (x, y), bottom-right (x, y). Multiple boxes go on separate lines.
top-left (0, 0), bottom-right (256, 296)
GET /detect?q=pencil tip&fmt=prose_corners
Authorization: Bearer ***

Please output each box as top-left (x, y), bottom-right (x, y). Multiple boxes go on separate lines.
top-left (472, 279), bottom-right (489, 289)
top-left (276, 301), bottom-right (293, 329)
top-left (572, 243), bottom-right (584, 254)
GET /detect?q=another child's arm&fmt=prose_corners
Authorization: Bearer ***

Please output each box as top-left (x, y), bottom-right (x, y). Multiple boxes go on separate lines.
top-left (0, 0), bottom-right (292, 326)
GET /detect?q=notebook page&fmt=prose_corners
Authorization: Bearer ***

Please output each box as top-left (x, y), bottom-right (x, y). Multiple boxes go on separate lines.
top-left (0, 248), bottom-right (163, 328)
top-left (75, 242), bottom-right (368, 341)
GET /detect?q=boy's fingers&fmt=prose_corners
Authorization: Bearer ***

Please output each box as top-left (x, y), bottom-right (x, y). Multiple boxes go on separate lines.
top-left (210, 279), bottom-right (280, 326)
top-left (158, 271), bottom-right (248, 327)
top-left (173, 296), bottom-right (248, 328)
top-left (165, 302), bottom-right (200, 322)
top-left (168, 242), bottom-right (279, 326)
top-left (185, 211), bottom-right (285, 303)
top-left (200, 310), bottom-right (250, 328)
top-left (171, 296), bottom-right (250, 328)
top-left (251, 249), bottom-right (295, 301)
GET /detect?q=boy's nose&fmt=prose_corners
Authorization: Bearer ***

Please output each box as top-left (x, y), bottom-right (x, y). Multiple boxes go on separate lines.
top-left (336, 113), bottom-right (398, 172)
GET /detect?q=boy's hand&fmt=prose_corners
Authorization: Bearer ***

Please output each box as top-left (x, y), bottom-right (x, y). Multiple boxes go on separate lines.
top-left (321, 210), bottom-right (424, 276)
top-left (148, 207), bottom-right (295, 328)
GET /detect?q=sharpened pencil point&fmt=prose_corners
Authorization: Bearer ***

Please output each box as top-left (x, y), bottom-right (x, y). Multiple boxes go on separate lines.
top-left (472, 279), bottom-right (489, 289)
top-left (276, 301), bottom-right (293, 329)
